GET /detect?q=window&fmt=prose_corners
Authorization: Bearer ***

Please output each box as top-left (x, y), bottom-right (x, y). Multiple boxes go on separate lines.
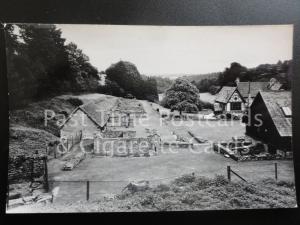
top-left (281, 106), bottom-right (291, 117)
top-left (230, 102), bottom-right (241, 111)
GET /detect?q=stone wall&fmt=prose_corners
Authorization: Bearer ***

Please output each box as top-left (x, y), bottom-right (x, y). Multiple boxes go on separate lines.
top-left (93, 137), bottom-right (154, 157)
top-left (8, 155), bottom-right (45, 183)
top-left (103, 130), bottom-right (137, 138)
top-left (60, 109), bottom-right (100, 140)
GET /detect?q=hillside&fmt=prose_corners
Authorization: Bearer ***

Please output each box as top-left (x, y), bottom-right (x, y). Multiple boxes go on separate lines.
top-left (193, 61), bottom-right (291, 94)
top-left (181, 72), bottom-right (221, 83)
top-left (151, 61), bottom-right (292, 95)
top-left (150, 73), bottom-right (220, 94)
top-left (149, 76), bottom-right (173, 93)
top-left (8, 93), bottom-right (112, 183)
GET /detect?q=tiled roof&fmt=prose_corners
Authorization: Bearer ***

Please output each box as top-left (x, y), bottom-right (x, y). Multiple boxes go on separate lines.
top-left (237, 82), bottom-right (269, 98)
top-left (80, 98), bottom-right (118, 127)
top-left (61, 98), bottom-right (118, 129)
top-left (259, 91), bottom-right (292, 137)
top-left (215, 86), bottom-right (237, 103)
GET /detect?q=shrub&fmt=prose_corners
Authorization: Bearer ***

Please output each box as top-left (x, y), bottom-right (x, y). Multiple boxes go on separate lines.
top-left (173, 174), bottom-right (196, 186)
top-left (193, 176), bottom-right (212, 190)
top-left (140, 194), bottom-right (155, 206)
top-left (154, 184), bottom-right (171, 192)
top-left (225, 113), bottom-right (232, 120)
top-left (67, 97), bottom-right (83, 107)
top-left (276, 180), bottom-right (295, 189)
top-left (213, 175), bottom-right (228, 186)
top-left (181, 193), bottom-right (196, 205)
top-left (199, 100), bottom-right (214, 110)
top-left (133, 152), bottom-right (140, 157)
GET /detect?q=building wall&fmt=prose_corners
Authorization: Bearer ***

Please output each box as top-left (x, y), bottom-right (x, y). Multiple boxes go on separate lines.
top-left (226, 103), bottom-right (231, 112)
top-left (215, 91), bottom-right (245, 114)
top-left (226, 91), bottom-right (245, 112)
top-left (246, 94), bottom-right (291, 152)
top-left (60, 109), bottom-right (101, 140)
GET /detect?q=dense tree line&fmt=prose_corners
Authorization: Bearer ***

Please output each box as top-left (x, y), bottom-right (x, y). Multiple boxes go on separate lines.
top-left (150, 76), bottom-right (173, 93)
top-left (194, 61), bottom-right (292, 94)
top-left (102, 61), bottom-right (158, 102)
top-left (5, 24), bottom-right (100, 109)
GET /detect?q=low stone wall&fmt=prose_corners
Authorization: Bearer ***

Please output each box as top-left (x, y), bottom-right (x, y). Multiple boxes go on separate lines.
top-left (162, 142), bottom-right (193, 149)
top-left (103, 130), bottom-right (136, 138)
top-left (93, 137), bottom-right (154, 157)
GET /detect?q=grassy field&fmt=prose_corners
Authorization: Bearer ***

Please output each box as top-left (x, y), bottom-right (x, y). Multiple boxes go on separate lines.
top-left (46, 147), bottom-right (295, 204)
top-left (175, 120), bottom-right (246, 142)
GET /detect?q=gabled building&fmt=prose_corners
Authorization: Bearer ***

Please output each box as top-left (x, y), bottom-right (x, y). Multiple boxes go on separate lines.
top-left (236, 79), bottom-right (282, 107)
top-left (246, 91), bottom-right (292, 152)
top-left (214, 86), bottom-right (245, 114)
top-left (60, 98), bottom-right (118, 141)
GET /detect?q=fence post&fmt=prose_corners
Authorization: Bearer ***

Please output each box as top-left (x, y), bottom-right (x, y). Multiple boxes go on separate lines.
top-left (275, 163), bottom-right (278, 180)
top-left (86, 181), bottom-right (90, 201)
top-left (227, 166), bottom-right (231, 182)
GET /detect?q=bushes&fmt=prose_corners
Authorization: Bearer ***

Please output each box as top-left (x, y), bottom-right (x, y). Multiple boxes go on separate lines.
top-left (154, 184), bottom-right (171, 192)
top-left (199, 100), bottom-right (214, 110)
top-left (112, 174), bottom-right (296, 211)
top-left (27, 174), bottom-right (297, 212)
top-left (173, 174), bottom-right (196, 186)
top-left (67, 97), bottom-right (83, 107)
top-left (213, 175), bottom-right (229, 186)
top-left (171, 101), bottom-right (199, 113)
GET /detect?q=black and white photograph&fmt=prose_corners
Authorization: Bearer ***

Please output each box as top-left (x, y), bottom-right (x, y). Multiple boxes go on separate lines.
top-left (3, 23), bottom-right (296, 213)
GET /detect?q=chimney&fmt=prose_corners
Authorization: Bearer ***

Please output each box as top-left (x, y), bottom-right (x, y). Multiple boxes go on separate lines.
top-left (235, 77), bottom-right (240, 85)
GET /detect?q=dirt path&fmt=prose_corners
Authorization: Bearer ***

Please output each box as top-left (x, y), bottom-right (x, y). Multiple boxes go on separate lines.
top-left (139, 100), bottom-right (201, 143)
top-left (138, 100), bottom-right (177, 141)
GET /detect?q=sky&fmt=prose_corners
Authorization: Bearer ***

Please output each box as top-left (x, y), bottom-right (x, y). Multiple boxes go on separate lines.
top-left (57, 24), bottom-right (293, 78)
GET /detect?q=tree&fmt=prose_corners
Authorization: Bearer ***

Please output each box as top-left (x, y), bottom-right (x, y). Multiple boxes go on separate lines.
top-left (218, 62), bottom-right (247, 86)
top-left (5, 24), bottom-right (101, 109)
top-left (65, 42), bottom-right (99, 92)
top-left (105, 61), bottom-right (158, 101)
top-left (195, 78), bottom-right (219, 93)
top-left (161, 78), bottom-right (201, 113)
top-left (19, 24), bottom-right (70, 96)
top-left (100, 79), bottom-right (125, 96)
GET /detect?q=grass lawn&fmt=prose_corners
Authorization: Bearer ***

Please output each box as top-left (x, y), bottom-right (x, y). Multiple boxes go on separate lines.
top-left (47, 146), bottom-right (295, 203)
top-left (168, 120), bottom-right (246, 143)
